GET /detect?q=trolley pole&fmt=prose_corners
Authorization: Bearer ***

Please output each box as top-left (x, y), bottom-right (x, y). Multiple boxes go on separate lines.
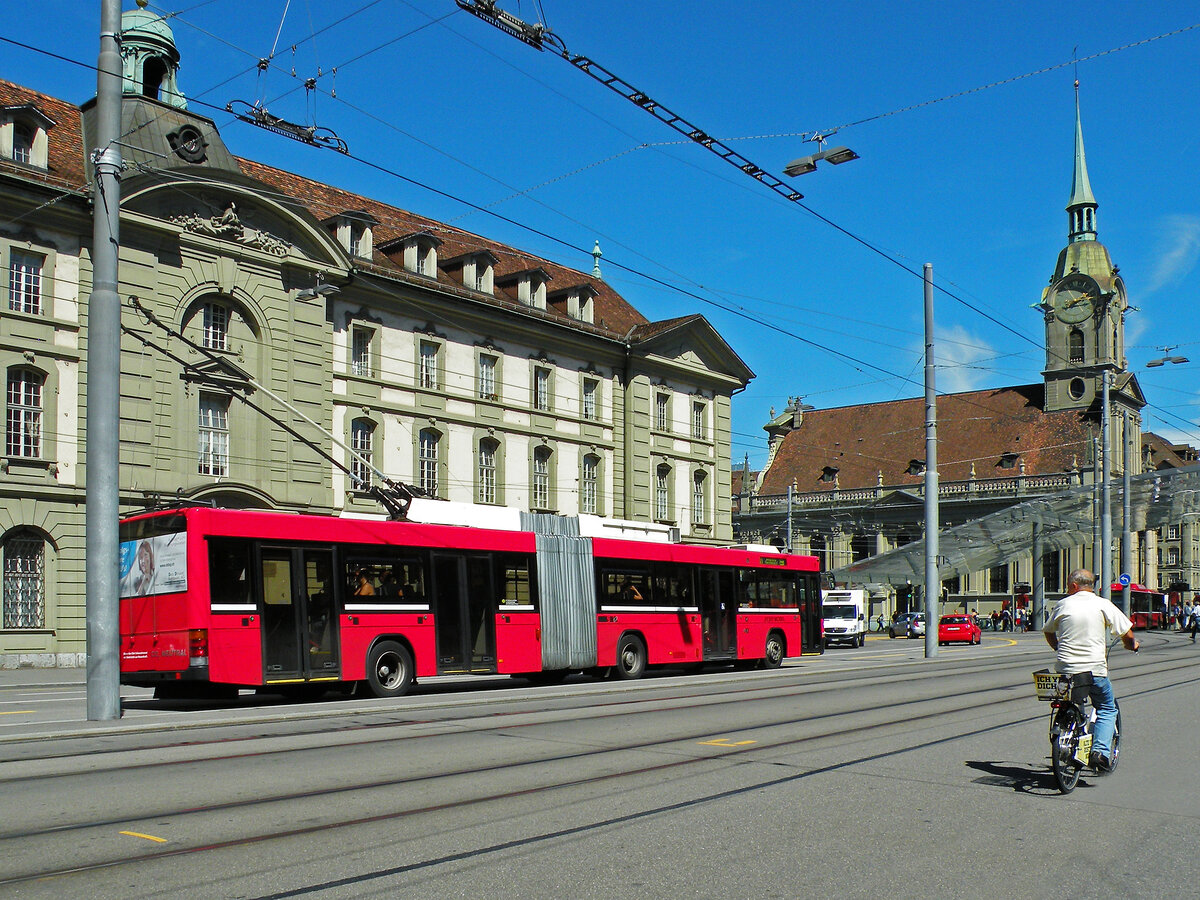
top-left (1120, 409), bottom-right (1132, 615)
top-left (923, 263), bottom-right (938, 658)
top-left (1100, 370), bottom-right (1112, 600)
top-left (86, 0), bottom-right (124, 721)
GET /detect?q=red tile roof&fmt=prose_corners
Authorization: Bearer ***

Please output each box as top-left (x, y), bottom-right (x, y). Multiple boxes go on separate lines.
top-left (1, 77), bottom-right (650, 341)
top-left (758, 384), bottom-right (1092, 494)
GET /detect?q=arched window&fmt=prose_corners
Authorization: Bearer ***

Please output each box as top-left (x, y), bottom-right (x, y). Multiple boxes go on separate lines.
top-left (418, 429), bottom-right (440, 496)
top-left (532, 447), bottom-right (552, 510)
top-left (692, 470), bottom-right (707, 525)
top-left (350, 419), bottom-right (374, 490)
top-left (581, 454), bottom-right (600, 515)
top-left (6, 367), bottom-right (43, 458)
top-left (655, 464), bottom-right (672, 522)
top-left (142, 56), bottom-right (168, 100)
top-left (478, 438), bottom-right (498, 504)
top-left (2, 530), bottom-right (44, 628)
top-left (1068, 328), bottom-right (1084, 363)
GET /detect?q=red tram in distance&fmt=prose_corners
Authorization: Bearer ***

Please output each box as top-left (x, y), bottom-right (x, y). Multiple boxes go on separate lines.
top-left (1111, 582), bottom-right (1166, 630)
top-left (119, 507), bottom-right (823, 699)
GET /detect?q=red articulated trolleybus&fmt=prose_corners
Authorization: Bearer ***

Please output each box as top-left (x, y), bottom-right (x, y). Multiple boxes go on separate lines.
top-left (119, 507), bottom-right (823, 699)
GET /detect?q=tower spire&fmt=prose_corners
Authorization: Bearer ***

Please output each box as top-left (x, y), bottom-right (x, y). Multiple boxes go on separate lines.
top-left (1067, 80), bottom-right (1097, 242)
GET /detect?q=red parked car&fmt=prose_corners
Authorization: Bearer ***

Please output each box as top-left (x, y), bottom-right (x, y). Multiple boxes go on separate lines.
top-left (938, 614), bottom-right (981, 646)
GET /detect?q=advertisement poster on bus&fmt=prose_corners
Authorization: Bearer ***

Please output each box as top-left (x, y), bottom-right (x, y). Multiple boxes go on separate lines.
top-left (118, 532), bottom-right (187, 598)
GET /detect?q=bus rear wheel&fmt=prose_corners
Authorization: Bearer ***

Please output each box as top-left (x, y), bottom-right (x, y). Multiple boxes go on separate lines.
top-left (614, 635), bottom-right (647, 680)
top-left (366, 641), bottom-right (414, 698)
top-left (762, 631), bottom-right (785, 669)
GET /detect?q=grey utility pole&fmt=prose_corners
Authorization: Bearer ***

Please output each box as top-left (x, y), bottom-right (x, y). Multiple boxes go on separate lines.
top-left (86, 0), bottom-right (124, 721)
top-left (923, 263), bottom-right (939, 658)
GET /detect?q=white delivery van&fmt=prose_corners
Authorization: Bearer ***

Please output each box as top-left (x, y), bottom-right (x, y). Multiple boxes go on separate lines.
top-left (821, 589), bottom-right (866, 648)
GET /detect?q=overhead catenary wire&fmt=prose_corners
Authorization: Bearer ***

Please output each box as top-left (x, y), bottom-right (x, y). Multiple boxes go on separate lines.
top-left (9, 24), bottom-right (1200, 451)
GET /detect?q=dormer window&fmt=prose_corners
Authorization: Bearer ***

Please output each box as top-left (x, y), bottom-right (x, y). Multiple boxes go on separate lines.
top-left (324, 211), bottom-right (378, 260)
top-left (11, 124), bottom-right (32, 164)
top-left (496, 268), bottom-right (551, 310)
top-left (2, 105), bottom-right (55, 169)
top-left (392, 233), bottom-right (441, 277)
top-left (549, 285), bottom-right (598, 323)
top-left (440, 250), bottom-right (497, 295)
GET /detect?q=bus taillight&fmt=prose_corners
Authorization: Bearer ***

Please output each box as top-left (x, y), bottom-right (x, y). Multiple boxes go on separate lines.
top-left (188, 629), bottom-right (209, 667)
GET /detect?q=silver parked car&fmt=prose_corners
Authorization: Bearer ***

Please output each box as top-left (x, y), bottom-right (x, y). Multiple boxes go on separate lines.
top-left (889, 612), bottom-right (918, 638)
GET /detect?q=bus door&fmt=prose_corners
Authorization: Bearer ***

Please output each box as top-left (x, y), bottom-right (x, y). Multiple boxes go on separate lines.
top-left (698, 567), bottom-right (737, 658)
top-left (260, 547), bottom-right (341, 682)
top-left (799, 574), bottom-right (823, 653)
top-left (431, 553), bottom-right (496, 674)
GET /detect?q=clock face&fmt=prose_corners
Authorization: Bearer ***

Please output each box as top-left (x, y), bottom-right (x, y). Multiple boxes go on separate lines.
top-left (1055, 277), bottom-right (1096, 324)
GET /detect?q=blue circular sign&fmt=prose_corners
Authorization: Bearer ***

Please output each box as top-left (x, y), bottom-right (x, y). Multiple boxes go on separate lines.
top-left (1118, 573), bottom-right (1131, 587)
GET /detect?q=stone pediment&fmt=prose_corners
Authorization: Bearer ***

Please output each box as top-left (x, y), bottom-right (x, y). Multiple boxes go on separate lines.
top-left (168, 201), bottom-right (290, 257)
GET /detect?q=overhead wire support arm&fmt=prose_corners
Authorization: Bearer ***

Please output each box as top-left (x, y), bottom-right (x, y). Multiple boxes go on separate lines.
top-left (455, 0), bottom-right (804, 202)
top-left (226, 99), bottom-right (349, 153)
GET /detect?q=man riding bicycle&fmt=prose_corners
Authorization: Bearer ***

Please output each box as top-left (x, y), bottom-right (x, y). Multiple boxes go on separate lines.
top-left (1042, 568), bottom-right (1139, 771)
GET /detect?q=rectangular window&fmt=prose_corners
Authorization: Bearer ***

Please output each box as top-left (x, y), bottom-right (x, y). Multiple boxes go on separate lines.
top-left (581, 455), bottom-right (598, 515)
top-left (419, 431), bottom-right (439, 496)
top-left (582, 378), bottom-right (598, 421)
top-left (351, 327), bottom-right (373, 377)
top-left (534, 367), bottom-right (551, 412)
top-left (1168, 525), bottom-right (1180, 540)
top-left (198, 393), bottom-right (230, 476)
top-left (9, 251), bottom-right (43, 315)
top-left (656, 393), bottom-right (670, 432)
top-left (2, 534), bottom-right (44, 629)
top-left (692, 401), bottom-right (706, 440)
top-left (532, 450), bottom-right (550, 510)
top-left (1168, 548), bottom-right (1180, 566)
top-left (478, 441), bottom-right (497, 504)
top-left (350, 420), bottom-right (373, 490)
top-left (478, 354), bottom-right (497, 401)
top-left (203, 302), bottom-right (229, 351)
top-left (419, 341), bottom-right (439, 390)
top-left (989, 564), bottom-right (1009, 594)
top-left (6, 368), bottom-right (42, 458)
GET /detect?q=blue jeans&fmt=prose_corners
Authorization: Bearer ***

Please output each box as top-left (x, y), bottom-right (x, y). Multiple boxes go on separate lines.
top-left (1088, 675), bottom-right (1118, 757)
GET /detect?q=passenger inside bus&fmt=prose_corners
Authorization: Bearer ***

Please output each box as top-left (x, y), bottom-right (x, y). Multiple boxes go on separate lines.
top-left (353, 569), bottom-right (376, 596)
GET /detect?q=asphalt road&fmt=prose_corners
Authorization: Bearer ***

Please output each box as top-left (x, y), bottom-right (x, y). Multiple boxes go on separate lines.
top-left (0, 630), bottom-right (1196, 898)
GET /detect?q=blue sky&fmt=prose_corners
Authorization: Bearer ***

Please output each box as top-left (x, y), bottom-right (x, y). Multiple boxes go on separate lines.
top-left (9, 1), bottom-right (1200, 469)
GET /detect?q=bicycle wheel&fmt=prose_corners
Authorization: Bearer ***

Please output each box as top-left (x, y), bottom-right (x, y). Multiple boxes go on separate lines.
top-left (1106, 707), bottom-right (1122, 773)
top-left (1050, 705), bottom-right (1084, 794)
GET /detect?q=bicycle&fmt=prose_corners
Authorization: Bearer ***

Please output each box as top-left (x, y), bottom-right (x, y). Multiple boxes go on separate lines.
top-left (1032, 669), bottom-right (1121, 794)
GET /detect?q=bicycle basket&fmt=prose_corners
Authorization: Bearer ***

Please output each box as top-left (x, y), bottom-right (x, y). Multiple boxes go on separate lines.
top-left (1032, 669), bottom-right (1069, 701)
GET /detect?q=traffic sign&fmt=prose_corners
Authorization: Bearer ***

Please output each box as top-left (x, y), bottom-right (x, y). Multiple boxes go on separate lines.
top-left (1118, 573), bottom-right (1131, 587)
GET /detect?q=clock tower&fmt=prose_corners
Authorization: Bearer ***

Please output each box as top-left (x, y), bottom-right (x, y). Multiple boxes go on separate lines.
top-left (1041, 87), bottom-right (1139, 417)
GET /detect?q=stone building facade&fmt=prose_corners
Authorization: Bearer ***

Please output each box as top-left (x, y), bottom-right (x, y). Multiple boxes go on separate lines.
top-left (0, 10), bottom-right (750, 666)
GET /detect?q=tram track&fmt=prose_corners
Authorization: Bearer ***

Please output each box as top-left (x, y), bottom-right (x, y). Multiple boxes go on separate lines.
top-left (0, 645), bottom-right (1192, 889)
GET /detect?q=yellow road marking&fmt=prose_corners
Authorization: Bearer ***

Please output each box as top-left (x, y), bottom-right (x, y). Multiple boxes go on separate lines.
top-left (119, 831), bottom-right (167, 843)
top-left (700, 737), bottom-right (756, 747)
top-left (0, 711), bottom-right (34, 716)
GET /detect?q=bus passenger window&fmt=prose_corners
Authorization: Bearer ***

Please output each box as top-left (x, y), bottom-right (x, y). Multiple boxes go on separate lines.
top-left (208, 538), bottom-right (252, 608)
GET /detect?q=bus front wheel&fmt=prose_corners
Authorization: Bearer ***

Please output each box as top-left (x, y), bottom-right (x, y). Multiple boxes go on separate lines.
top-left (366, 641), bottom-right (414, 698)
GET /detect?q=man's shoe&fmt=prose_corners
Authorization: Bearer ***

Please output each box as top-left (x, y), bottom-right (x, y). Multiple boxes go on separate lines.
top-left (1089, 751), bottom-right (1112, 772)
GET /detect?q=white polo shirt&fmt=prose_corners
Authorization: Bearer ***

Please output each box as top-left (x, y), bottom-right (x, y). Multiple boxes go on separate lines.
top-left (1043, 589), bottom-right (1133, 677)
